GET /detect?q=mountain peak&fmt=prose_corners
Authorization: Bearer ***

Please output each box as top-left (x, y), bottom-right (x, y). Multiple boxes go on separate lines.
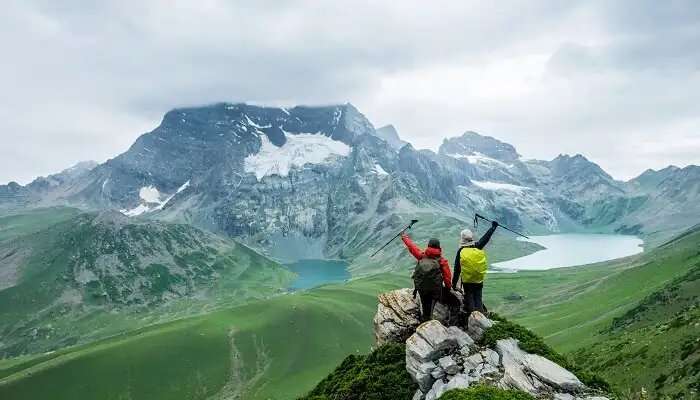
top-left (374, 124), bottom-right (408, 150)
top-left (438, 131), bottom-right (520, 162)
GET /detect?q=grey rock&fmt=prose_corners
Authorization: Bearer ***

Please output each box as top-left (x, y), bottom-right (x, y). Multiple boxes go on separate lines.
top-left (415, 320), bottom-right (457, 354)
top-left (444, 374), bottom-right (474, 392)
top-left (447, 325), bottom-right (475, 349)
top-left (477, 363), bottom-right (499, 377)
top-left (438, 356), bottom-right (461, 375)
top-left (481, 349), bottom-right (501, 367)
top-left (496, 338), bottom-right (584, 396)
top-left (374, 289), bottom-right (422, 345)
top-left (431, 368), bottom-right (446, 380)
top-left (467, 311), bottom-right (494, 341)
top-left (406, 332), bottom-right (438, 363)
top-left (523, 353), bottom-right (583, 392)
top-left (463, 353), bottom-right (484, 372)
top-left (412, 389), bottom-right (424, 400)
top-left (554, 394), bottom-right (575, 400)
top-left (425, 379), bottom-right (447, 400)
top-left (496, 339), bottom-right (543, 394)
top-left (406, 358), bottom-right (438, 392)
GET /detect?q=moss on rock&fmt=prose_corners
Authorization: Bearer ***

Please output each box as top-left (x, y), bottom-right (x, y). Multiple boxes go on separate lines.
top-left (299, 343), bottom-right (417, 400)
top-left (438, 386), bottom-right (535, 400)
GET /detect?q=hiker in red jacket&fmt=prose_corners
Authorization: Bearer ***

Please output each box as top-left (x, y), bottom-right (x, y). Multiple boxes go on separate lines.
top-left (401, 234), bottom-right (460, 322)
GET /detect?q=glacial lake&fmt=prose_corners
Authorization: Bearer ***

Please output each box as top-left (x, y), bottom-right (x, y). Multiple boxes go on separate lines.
top-left (492, 233), bottom-right (644, 271)
top-left (285, 259), bottom-right (350, 290)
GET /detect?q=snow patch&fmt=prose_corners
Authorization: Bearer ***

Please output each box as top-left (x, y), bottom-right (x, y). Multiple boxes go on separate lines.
top-left (138, 186), bottom-right (161, 203)
top-left (244, 132), bottom-right (350, 180)
top-left (448, 152), bottom-right (511, 168)
top-left (120, 181), bottom-right (191, 216)
top-left (471, 180), bottom-right (529, 193)
top-left (244, 114), bottom-right (271, 130)
top-left (373, 163), bottom-right (389, 176)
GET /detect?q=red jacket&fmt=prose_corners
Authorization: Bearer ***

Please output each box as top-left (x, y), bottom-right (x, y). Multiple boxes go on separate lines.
top-left (401, 234), bottom-right (452, 289)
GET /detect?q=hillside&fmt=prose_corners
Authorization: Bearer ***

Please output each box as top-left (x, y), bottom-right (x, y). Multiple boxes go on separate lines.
top-left (1, 224), bottom-right (698, 400)
top-left (0, 210), bottom-right (293, 357)
top-left (572, 249), bottom-right (699, 397)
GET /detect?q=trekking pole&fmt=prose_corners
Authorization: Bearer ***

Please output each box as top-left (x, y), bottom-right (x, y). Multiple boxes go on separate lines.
top-left (370, 219), bottom-right (418, 257)
top-left (474, 213), bottom-right (529, 239)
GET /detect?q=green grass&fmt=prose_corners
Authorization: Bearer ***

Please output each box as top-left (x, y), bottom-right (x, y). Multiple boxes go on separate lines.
top-left (571, 263), bottom-right (700, 398)
top-left (439, 386), bottom-right (534, 400)
top-left (299, 343), bottom-right (416, 400)
top-left (0, 274), bottom-right (410, 400)
top-left (483, 228), bottom-right (700, 351)
top-left (1, 221), bottom-right (698, 399)
top-left (0, 211), bottom-right (294, 357)
top-left (0, 207), bottom-right (81, 243)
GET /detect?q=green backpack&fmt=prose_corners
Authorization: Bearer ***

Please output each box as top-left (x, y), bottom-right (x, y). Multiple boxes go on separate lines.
top-left (413, 257), bottom-right (443, 292)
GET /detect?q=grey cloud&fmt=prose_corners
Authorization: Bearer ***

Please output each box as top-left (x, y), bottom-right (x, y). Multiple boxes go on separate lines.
top-left (1, 0), bottom-right (698, 183)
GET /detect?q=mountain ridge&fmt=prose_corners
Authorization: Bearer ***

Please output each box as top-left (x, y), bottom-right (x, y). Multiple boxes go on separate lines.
top-left (1, 102), bottom-right (698, 256)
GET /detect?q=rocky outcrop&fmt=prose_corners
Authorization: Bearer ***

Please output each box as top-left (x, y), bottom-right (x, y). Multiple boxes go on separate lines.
top-left (374, 289), bottom-right (456, 345)
top-left (373, 290), bottom-right (609, 400)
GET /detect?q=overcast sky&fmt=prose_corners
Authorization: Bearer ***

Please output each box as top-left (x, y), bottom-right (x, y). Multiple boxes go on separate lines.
top-left (1, 0), bottom-right (699, 184)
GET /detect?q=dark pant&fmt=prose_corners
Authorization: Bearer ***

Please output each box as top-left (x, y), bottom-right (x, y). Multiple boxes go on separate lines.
top-left (417, 286), bottom-right (461, 322)
top-left (462, 282), bottom-right (485, 314)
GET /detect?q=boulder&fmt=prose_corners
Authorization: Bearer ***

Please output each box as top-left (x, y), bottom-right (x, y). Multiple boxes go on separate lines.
top-left (481, 349), bottom-right (500, 367)
top-left (496, 338), bottom-right (584, 396)
top-left (444, 374), bottom-right (474, 391)
top-left (425, 379), bottom-right (447, 400)
top-left (523, 353), bottom-right (584, 392)
top-left (373, 289), bottom-right (461, 345)
top-left (438, 355), bottom-right (460, 375)
top-left (374, 289), bottom-right (422, 345)
top-left (553, 394), bottom-right (575, 400)
top-left (447, 325), bottom-right (475, 349)
top-left (496, 339), bottom-right (543, 394)
top-left (406, 359), bottom-right (438, 392)
top-left (467, 311), bottom-right (494, 341)
top-left (414, 320), bottom-right (457, 354)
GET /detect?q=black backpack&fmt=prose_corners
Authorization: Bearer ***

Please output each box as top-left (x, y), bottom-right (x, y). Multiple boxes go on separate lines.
top-left (413, 257), bottom-right (443, 292)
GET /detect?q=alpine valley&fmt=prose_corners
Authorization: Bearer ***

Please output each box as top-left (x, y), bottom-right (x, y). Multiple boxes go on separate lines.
top-left (0, 103), bottom-right (698, 400)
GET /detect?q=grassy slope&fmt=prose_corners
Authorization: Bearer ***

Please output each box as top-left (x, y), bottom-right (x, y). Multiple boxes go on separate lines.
top-left (1, 215), bottom-right (698, 399)
top-left (571, 263), bottom-right (699, 398)
top-left (484, 227), bottom-right (700, 352)
top-left (0, 274), bottom-right (410, 400)
top-left (0, 207), bottom-right (81, 243)
top-left (0, 210), bottom-right (294, 357)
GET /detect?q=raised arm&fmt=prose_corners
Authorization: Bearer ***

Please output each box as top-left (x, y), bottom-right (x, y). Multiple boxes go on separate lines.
top-left (401, 233), bottom-right (423, 260)
top-left (475, 221), bottom-right (498, 250)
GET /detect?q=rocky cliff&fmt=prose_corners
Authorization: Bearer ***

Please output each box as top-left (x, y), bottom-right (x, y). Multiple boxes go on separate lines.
top-left (373, 289), bottom-right (611, 400)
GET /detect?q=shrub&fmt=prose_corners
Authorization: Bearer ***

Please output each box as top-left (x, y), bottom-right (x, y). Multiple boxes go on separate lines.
top-left (438, 386), bottom-right (534, 400)
top-left (299, 343), bottom-right (417, 400)
top-left (481, 314), bottom-right (612, 394)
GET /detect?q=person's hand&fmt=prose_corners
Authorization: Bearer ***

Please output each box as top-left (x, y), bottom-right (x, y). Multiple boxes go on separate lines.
top-left (455, 286), bottom-right (463, 294)
top-left (492, 220), bottom-right (499, 228)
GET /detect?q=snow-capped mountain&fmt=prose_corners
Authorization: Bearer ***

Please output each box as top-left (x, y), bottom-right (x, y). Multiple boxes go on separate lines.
top-left (1, 103), bottom-right (698, 257)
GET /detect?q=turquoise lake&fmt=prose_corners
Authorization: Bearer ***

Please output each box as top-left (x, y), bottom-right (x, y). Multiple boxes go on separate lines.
top-left (492, 233), bottom-right (644, 270)
top-left (285, 259), bottom-right (350, 290)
